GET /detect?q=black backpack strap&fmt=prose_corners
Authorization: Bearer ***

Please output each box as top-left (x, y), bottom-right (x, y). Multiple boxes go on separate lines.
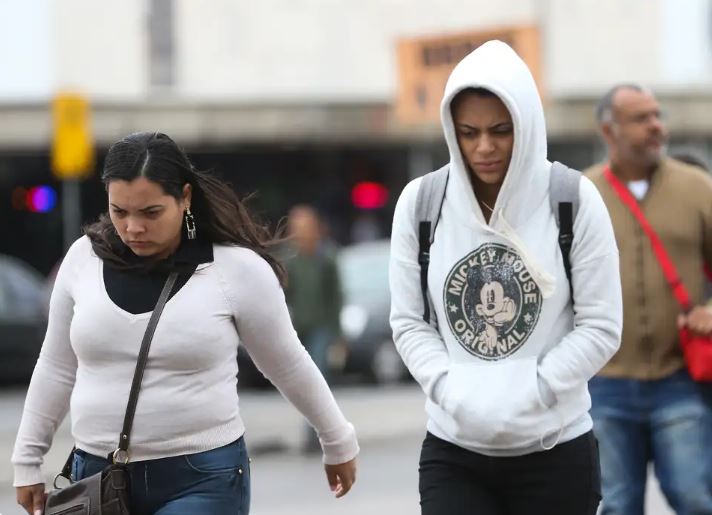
top-left (549, 162), bottom-right (581, 300)
top-left (415, 166), bottom-right (449, 323)
top-left (558, 201), bottom-right (574, 297)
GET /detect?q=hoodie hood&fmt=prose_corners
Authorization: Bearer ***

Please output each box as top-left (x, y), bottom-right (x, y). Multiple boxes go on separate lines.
top-left (441, 40), bottom-right (550, 229)
top-left (440, 40), bottom-right (555, 297)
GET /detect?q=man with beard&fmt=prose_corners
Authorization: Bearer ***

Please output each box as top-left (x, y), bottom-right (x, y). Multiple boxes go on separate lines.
top-left (585, 84), bottom-right (712, 514)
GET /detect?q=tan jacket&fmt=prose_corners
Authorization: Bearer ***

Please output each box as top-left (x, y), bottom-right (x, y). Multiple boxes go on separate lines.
top-left (585, 158), bottom-right (712, 379)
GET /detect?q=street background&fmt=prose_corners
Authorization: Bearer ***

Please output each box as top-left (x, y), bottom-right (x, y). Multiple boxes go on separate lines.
top-left (3, 0), bottom-right (712, 273)
top-left (0, 385), bottom-right (674, 515)
top-left (2, 1), bottom-right (712, 514)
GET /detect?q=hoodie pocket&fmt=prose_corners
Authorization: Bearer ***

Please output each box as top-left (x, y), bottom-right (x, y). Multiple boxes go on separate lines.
top-left (439, 357), bottom-right (557, 449)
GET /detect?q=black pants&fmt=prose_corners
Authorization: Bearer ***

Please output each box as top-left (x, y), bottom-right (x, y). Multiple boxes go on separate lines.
top-left (419, 431), bottom-right (601, 515)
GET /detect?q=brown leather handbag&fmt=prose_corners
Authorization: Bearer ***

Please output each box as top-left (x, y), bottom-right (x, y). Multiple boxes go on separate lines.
top-left (44, 272), bottom-right (178, 515)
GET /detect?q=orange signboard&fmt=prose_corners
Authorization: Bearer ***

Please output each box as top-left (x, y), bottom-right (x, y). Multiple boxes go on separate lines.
top-left (395, 26), bottom-right (542, 126)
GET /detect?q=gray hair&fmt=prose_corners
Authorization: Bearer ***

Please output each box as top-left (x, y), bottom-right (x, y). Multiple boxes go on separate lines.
top-left (595, 84), bottom-right (648, 124)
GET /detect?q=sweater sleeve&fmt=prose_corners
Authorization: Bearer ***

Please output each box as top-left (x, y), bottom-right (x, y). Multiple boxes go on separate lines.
top-left (217, 247), bottom-right (359, 465)
top-left (537, 176), bottom-right (623, 398)
top-left (389, 179), bottom-right (450, 404)
top-left (12, 238), bottom-right (85, 487)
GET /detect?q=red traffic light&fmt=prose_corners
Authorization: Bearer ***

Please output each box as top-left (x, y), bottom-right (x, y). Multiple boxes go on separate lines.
top-left (351, 181), bottom-right (389, 209)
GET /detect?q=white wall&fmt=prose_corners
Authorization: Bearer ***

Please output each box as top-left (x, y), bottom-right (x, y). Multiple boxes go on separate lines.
top-left (544, 0), bottom-right (712, 96)
top-left (659, 0), bottom-right (712, 89)
top-left (0, 0), bottom-right (147, 101)
top-left (52, 0), bottom-right (147, 100)
top-left (0, 0), bottom-right (52, 100)
top-left (174, 0), bottom-right (538, 101)
top-left (545, 0), bottom-right (664, 97)
top-left (176, 0), bottom-right (712, 101)
top-left (2, 0), bottom-right (712, 104)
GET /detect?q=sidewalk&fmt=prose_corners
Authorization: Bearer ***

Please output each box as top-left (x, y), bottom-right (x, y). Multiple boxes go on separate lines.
top-left (0, 384), bottom-right (674, 514)
top-left (0, 383), bottom-right (426, 486)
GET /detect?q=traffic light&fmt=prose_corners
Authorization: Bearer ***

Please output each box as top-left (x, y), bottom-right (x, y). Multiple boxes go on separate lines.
top-left (351, 181), bottom-right (389, 209)
top-left (11, 186), bottom-right (58, 213)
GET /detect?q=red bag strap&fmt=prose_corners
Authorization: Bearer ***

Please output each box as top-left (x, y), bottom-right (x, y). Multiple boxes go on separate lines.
top-left (603, 166), bottom-right (692, 312)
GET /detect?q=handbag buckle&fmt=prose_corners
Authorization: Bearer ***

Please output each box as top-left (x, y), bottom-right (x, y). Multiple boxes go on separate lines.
top-left (53, 472), bottom-right (71, 489)
top-left (112, 448), bottom-right (130, 465)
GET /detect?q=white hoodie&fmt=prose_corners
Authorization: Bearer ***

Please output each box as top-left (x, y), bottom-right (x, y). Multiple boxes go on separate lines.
top-left (389, 41), bottom-right (622, 456)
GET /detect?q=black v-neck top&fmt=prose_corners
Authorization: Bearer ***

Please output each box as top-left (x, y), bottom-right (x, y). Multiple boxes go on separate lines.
top-left (102, 238), bottom-right (214, 315)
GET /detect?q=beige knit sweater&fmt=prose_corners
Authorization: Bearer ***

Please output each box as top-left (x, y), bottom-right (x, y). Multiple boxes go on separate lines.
top-left (585, 158), bottom-right (712, 380)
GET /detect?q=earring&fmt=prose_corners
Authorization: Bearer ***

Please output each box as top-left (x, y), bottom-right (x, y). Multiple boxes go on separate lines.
top-left (185, 207), bottom-right (197, 240)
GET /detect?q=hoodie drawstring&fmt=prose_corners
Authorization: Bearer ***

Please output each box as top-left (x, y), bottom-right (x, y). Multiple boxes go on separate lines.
top-left (491, 211), bottom-right (557, 299)
top-left (539, 408), bottom-right (565, 451)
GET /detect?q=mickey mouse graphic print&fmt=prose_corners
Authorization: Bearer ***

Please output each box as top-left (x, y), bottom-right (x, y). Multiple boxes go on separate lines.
top-left (443, 243), bottom-right (542, 360)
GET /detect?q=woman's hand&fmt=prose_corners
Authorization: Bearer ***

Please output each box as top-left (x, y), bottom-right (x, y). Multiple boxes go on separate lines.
top-left (16, 483), bottom-right (46, 515)
top-left (324, 457), bottom-right (357, 498)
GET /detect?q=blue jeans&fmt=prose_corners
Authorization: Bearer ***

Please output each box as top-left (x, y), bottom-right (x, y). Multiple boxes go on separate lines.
top-left (72, 437), bottom-right (250, 515)
top-left (300, 328), bottom-right (333, 449)
top-left (300, 327), bottom-right (333, 381)
top-left (590, 370), bottom-right (712, 515)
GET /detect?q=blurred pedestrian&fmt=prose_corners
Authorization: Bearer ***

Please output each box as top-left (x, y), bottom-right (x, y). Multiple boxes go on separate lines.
top-left (389, 40), bottom-right (622, 514)
top-left (12, 132), bottom-right (358, 515)
top-left (285, 204), bottom-right (343, 453)
top-left (585, 84), bottom-right (712, 514)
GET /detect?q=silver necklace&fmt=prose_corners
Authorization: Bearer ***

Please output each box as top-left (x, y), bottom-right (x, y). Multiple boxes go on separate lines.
top-left (479, 199), bottom-right (495, 213)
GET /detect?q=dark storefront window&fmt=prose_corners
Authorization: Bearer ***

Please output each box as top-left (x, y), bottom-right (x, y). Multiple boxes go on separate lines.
top-left (0, 153), bottom-right (64, 275)
top-left (1, 144), bottom-right (412, 276)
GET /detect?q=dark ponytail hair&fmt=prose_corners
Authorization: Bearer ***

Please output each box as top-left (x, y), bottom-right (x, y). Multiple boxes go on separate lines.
top-left (85, 131), bottom-right (286, 285)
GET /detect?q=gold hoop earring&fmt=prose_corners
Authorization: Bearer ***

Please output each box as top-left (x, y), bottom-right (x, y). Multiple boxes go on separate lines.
top-left (185, 207), bottom-right (197, 240)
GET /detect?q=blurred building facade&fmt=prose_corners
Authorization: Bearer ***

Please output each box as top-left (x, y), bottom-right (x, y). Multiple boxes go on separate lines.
top-left (2, 0), bottom-right (712, 272)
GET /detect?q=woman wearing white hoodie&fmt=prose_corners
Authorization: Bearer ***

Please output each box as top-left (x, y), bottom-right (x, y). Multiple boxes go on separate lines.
top-left (389, 41), bottom-right (622, 514)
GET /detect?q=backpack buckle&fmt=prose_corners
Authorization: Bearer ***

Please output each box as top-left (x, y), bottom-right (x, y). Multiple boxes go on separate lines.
top-left (558, 233), bottom-right (573, 249)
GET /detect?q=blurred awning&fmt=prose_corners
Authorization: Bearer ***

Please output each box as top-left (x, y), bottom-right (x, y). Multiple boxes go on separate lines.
top-left (3, 94), bottom-right (712, 150)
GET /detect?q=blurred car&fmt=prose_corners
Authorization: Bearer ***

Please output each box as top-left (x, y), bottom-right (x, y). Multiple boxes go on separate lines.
top-left (337, 239), bottom-right (408, 384)
top-left (0, 254), bottom-right (46, 384)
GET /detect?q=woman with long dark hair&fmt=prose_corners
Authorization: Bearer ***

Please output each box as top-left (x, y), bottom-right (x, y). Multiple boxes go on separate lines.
top-left (13, 131), bottom-right (359, 515)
